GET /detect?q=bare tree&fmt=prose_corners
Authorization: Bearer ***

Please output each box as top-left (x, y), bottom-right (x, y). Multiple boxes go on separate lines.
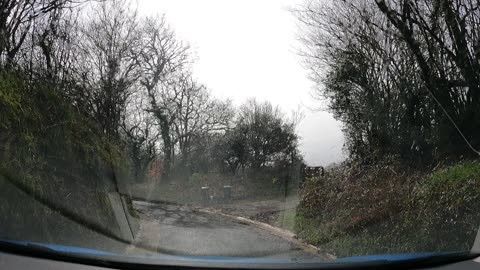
top-left (0, 0), bottom-right (81, 66)
top-left (295, 0), bottom-right (480, 163)
top-left (13, 6), bottom-right (82, 86)
top-left (374, 0), bottom-right (480, 156)
top-left (294, 0), bottom-right (436, 162)
top-left (76, 0), bottom-right (141, 138)
top-left (121, 91), bottom-right (159, 181)
top-left (170, 74), bottom-right (233, 164)
top-left (134, 15), bottom-right (190, 180)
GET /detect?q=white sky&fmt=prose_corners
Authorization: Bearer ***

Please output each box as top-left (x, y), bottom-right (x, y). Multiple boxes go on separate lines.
top-left (136, 0), bottom-right (345, 166)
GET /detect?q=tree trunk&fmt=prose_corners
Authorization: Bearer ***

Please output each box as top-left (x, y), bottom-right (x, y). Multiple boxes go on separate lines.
top-left (157, 111), bottom-right (172, 181)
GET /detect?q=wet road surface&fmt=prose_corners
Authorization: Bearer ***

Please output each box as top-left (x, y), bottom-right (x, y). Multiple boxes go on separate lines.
top-left (131, 200), bottom-right (319, 259)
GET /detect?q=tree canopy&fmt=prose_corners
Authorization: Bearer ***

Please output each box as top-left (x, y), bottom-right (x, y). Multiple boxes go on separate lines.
top-left (295, 0), bottom-right (480, 165)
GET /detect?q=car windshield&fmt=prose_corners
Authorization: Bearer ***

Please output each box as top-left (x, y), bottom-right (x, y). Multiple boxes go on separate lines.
top-left (1, 0), bottom-right (480, 266)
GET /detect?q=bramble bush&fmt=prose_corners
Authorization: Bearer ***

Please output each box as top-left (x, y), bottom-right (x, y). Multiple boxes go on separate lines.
top-left (295, 158), bottom-right (480, 257)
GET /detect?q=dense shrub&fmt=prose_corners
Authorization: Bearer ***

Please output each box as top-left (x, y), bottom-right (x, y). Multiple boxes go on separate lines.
top-left (295, 159), bottom-right (480, 257)
top-left (0, 70), bottom-right (130, 247)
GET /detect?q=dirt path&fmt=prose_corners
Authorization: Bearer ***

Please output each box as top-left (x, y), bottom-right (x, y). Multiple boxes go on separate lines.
top-left (212, 196), bottom-right (300, 228)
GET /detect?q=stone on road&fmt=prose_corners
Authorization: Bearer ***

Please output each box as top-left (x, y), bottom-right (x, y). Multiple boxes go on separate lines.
top-left (132, 200), bottom-right (318, 259)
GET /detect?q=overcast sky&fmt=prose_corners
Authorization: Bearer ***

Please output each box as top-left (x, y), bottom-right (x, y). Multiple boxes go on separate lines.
top-left (135, 0), bottom-right (345, 166)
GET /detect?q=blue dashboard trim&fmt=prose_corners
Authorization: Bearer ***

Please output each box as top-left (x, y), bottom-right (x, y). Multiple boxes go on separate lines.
top-left (1, 239), bottom-right (462, 264)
